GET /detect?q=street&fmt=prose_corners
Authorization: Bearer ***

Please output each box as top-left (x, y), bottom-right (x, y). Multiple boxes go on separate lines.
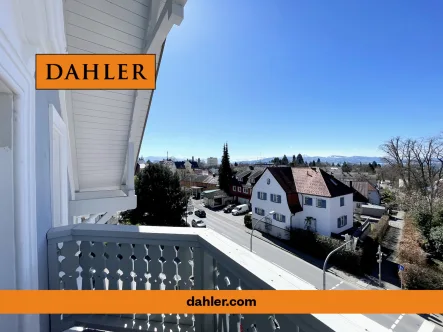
top-left (190, 199), bottom-right (443, 332)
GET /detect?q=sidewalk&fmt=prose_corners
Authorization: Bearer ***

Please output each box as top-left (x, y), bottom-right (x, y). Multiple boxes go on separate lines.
top-left (245, 228), bottom-right (401, 291)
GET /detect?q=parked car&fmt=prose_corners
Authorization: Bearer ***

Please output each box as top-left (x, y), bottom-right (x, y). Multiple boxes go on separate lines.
top-left (232, 204), bottom-right (249, 216)
top-left (195, 209), bottom-right (206, 218)
top-left (191, 218), bottom-right (206, 228)
top-left (223, 204), bottom-right (237, 213)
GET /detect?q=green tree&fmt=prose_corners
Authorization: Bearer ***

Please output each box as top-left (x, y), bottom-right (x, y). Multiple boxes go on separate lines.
top-left (292, 155), bottom-right (296, 166)
top-left (218, 143), bottom-right (233, 193)
top-left (296, 153), bottom-right (304, 166)
top-left (273, 157), bottom-right (281, 165)
top-left (120, 163), bottom-right (187, 226)
top-left (234, 162), bottom-right (238, 166)
top-left (342, 162), bottom-right (352, 172)
top-left (281, 154), bottom-right (289, 165)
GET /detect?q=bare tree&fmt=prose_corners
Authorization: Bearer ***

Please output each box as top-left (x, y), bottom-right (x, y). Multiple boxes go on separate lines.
top-left (380, 137), bottom-right (414, 191)
top-left (380, 134), bottom-right (443, 215)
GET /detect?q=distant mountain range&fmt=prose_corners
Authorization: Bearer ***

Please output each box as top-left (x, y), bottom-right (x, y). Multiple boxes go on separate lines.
top-left (236, 155), bottom-right (384, 165)
top-left (139, 155), bottom-right (384, 165)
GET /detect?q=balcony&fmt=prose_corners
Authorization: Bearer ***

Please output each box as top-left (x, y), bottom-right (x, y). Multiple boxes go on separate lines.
top-left (47, 224), bottom-right (376, 332)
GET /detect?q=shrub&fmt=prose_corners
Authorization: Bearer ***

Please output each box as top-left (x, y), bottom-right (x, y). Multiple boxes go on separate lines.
top-left (398, 216), bottom-right (428, 266)
top-left (430, 226), bottom-right (443, 257)
top-left (244, 214), bottom-right (252, 229)
top-left (371, 215), bottom-right (390, 244)
top-left (359, 216), bottom-right (390, 274)
top-left (360, 236), bottom-right (378, 274)
top-left (289, 229), bottom-right (363, 275)
top-left (400, 263), bottom-right (443, 290)
top-left (415, 211), bottom-right (433, 239)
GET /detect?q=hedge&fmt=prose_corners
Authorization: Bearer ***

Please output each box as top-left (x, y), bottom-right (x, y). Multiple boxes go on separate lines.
top-left (244, 214), bottom-right (252, 229)
top-left (289, 229), bottom-right (363, 275)
top-left (400, 263), bottom-right (443, 290)
top-left (359, 215), bottom-right (391, 274)
top-left (398, 216), bottom-right (428, 266)
top-left (371, 215), bottom-right (390, 244)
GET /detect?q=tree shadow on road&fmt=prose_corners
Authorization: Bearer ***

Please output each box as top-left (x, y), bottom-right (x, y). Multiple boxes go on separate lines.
top-left (418, 314), bottom-right (443, 328)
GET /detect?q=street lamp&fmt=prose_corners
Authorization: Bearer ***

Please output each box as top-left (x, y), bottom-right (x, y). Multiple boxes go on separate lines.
top-left (250, 210), bottom-right (275, 252)
top-left (322, 234), bottom-right (355, 290)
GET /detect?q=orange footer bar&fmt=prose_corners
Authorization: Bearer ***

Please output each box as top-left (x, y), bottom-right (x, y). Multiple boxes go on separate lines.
top-left (0, 290), bottom-right (441, 314)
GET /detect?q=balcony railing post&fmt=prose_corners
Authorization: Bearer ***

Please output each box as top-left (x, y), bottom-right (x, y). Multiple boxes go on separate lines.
top-left (47, 240), bottom-right (73, 332)
top-left (193, 247), bottom-right (216, 332)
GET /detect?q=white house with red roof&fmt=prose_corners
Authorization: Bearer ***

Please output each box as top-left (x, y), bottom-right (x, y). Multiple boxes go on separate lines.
top-left (250, 167), bottom-right (354, 239)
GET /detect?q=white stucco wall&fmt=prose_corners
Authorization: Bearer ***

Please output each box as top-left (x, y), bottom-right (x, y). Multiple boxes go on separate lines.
top-left (252, 170), bottom-right (354, 237)
top-left (296, 194), bottom-right (325, 235)
top-left (251, 169), bottom-right (293, 232)
top-left (328, 194), bottom-right (354, 235)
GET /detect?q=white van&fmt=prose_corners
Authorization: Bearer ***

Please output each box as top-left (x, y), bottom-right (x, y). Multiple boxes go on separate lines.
top-left (232, 204), bottom-right (249, 216)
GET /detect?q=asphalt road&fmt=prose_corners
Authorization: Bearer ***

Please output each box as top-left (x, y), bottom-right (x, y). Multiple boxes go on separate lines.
top-left (190, 199), bottom-right (443, 332)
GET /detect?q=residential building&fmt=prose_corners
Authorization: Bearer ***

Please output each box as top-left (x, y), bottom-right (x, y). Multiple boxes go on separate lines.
top-left (324, 168), bottom-right (378, 187)
top-left (251, 167), bottom-right (354, 239)
top-left (230, 167), bottom-right (265, 205)
top-left (201, 189), bottom-right (232, 208)
top-left (159, 159), bottom-right (177, 174)
top-left (207, 157), bottom-right (218, 167)
top-left (342, 180), bottom-right (381, 205)
top-left (0, 0), bottom-right (391, 331)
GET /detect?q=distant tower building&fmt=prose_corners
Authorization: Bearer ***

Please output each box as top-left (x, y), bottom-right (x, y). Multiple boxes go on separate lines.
top-left (207, 157), bottom-right (218, 167)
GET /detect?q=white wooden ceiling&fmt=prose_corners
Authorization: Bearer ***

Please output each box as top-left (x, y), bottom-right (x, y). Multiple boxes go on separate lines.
top-left (63, 0), bottom-right (168, 192)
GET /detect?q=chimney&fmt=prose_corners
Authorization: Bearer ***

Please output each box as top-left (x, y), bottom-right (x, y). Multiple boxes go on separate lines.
top-left (350, 181), bottom-right (353, 188)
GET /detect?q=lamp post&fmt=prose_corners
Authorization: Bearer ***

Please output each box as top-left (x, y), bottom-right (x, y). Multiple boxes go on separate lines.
top-left (250, 210), bottom-right (275, 252)
top-left (322, 234), bottom-right (355, 290)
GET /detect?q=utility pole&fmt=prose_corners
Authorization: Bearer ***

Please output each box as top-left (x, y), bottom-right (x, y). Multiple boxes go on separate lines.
top-left (376, 245), bottom-right (387, 287)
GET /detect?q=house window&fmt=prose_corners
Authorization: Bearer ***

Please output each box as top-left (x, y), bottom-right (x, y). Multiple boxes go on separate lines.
top-left (243, 187), bottom-right (248, 194)
top-left (273, 213), bottom-right (286, 223)
top-left (233, 186), bottom-right (236, 192)
top-left (257, 192), bottom-right (267, 200)
top-left (255, 207), bottom-right (265, 216)
top-left (337, 215), bottom-right (348, 228)
top-left (304, 196), bottom-right (313, 206)
top-left (340, 197), bottom-right (345, 207)
top-left (316, 199), bottom-right (327, 208)
top-left (238, 186), bottom-right (242, 192)
top-left (270, 194), bottom-right (282, 203)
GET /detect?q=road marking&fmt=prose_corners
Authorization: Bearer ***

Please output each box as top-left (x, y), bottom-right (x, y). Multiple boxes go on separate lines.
top-left (417, 320), bottom-right (436, 332)
top-left (330, 281), bottom-right (343, 290)
top-left (388, 314), bottom-right (404, 331)
top-left (270, 262), bottom-right (300, 277)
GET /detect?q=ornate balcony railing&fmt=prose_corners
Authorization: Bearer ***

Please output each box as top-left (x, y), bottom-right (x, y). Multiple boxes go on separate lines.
top-left (47, 223), bottom-right (383, 332)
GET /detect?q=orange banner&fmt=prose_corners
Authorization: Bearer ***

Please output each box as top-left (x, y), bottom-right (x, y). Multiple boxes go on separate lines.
top-left (0, 290), bottom-right (442, 314)
top-left (35, 54), bottom-right (156, 90)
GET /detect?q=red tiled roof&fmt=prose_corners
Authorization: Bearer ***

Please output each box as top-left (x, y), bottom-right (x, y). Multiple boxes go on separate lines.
top-left (268, 167), bottom-right (354, 198)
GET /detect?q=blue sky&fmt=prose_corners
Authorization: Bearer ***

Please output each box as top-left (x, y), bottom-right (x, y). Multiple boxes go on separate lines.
top-left (139, 0), bottom-right (443, 162)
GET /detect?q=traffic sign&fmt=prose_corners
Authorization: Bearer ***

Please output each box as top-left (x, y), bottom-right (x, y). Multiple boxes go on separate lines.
top-left (399, 264), bottom-right (405, 271)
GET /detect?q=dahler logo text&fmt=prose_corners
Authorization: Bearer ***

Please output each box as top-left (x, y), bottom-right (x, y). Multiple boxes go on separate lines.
top-left (35, 54), bottom-right (156, 90)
